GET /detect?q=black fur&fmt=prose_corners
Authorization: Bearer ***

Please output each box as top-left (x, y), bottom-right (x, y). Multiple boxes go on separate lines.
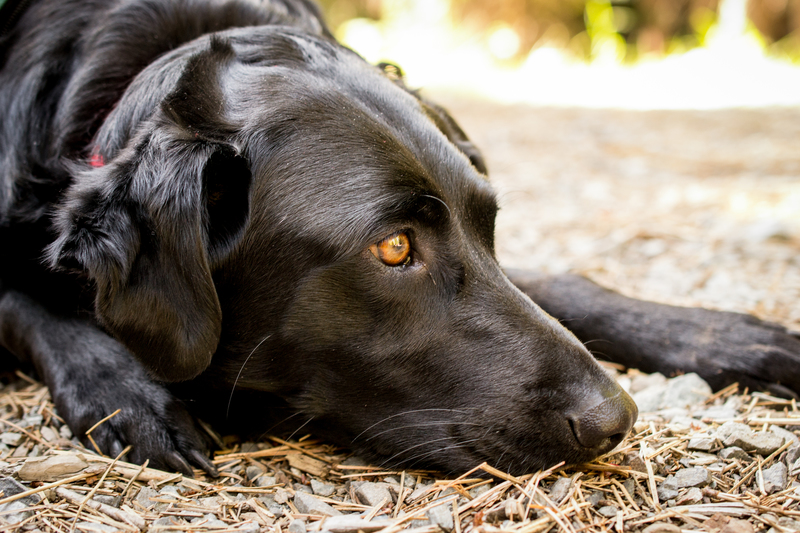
top-left (0, 0), bottom-right (798, 476)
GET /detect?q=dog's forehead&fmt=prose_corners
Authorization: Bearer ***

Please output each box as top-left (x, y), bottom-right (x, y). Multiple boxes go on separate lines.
top-left (226, 34), bottom-right (496, 254)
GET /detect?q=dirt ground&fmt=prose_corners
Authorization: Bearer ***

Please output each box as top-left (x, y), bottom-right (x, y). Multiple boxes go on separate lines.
top-left (438, 98), bottom-right (800, 331)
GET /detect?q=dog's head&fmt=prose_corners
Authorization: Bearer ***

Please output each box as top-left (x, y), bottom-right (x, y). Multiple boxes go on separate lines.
top-left (49, 30), bottom-right (636, 473)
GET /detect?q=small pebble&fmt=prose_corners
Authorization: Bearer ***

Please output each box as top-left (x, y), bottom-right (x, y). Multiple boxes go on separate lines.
top-left (674, 467), bottom-right (712, 488)
top-left (547, 477), bottom-right (573, 504)
top-left (0, 433), bottom-right (23, 447)
top-left (288, 518), bottom-right (306, 533)
top-left (0, 477), bottom-right (41, 524)
top-left (356, 482), bottom-right (392, 507)
top-left (719, 446), bottom-right (750, 461)
top-left (245, 465), bottom-right (263, 481)
top-left (597, 505), bottom-right (618, 518)
top-left (294, 491), bottom-right (342, 517)
top-left (759, 463), bottom-right (788, 494)
top-left (427, 501), bottom-right (454, 532)
top-left (687, 435), bottom-right (717, 452)
top-left (311, 479), bottom-right (336, 497)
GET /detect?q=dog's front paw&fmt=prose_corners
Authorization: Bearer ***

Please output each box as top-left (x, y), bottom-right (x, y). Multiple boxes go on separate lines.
top-left (49, 368), bottom-right (218, 477)
top-left (659, 308), bottom-right (800, 397)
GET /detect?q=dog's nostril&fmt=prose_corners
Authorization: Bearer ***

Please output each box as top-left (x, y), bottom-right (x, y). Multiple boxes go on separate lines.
top-left (569, 389), bottom-right (638, 450)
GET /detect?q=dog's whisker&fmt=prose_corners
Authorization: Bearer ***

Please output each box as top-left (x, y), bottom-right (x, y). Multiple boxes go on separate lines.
top-left (377, 435), bottom-right (456, 468)
top-left (364, 421), bottom-right (483, 442)
top-left (286, 415), bottom-right (314, 442)
top-left (259, 411), bottom-right (303, 439)
top-left (226, 335), bottom-right (271, 419)
top-left (420, 194), bottom-right (452, 217)
top-left (352, 408), bottom-right (473, 443)
top-left (401, 437), bottom-right (483, 469)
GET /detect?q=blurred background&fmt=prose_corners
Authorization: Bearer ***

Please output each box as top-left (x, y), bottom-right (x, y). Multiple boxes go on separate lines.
top-left (317, 0), bottom-right (800, 107)
top-left (318, 0), bottom-right (800, 331)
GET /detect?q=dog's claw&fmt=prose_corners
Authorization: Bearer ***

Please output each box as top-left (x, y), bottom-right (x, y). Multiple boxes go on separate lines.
top-left (188, 449), bottom-right (219, 477)
top-left (166, 451), bottom-right (195, 478)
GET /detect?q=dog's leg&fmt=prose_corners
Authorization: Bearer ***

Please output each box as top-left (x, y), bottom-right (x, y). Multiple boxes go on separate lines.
top-left (506, 268), bottom-right (800, 397)
top-left (0, 289), bottom-right (218, 476)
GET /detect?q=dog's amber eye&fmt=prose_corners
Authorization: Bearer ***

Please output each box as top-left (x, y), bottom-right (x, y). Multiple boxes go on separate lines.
top-left (370, 233), bottom-right (411, 267)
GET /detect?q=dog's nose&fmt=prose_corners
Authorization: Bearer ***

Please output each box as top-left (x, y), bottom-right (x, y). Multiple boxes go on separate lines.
top-left (569, 388), bottom-right (638, 450)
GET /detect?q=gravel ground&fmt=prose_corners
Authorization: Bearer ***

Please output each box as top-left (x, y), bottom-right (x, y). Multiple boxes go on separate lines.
top-left (0, 101), bottom-right (799, 532)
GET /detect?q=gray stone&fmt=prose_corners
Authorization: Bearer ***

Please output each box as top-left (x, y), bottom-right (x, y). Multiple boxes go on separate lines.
top-left (58, 425), bottom-right (72, 439)
top-left (256, 475), bottom-right (276, 488)
top-left (134, 487), bottom-right (159, 510)
top-left (630, 372), bottom-right (667, 394)
top-left (92, 494), bottom-right (119, 507)
top-left (716, 422), bottom-right (785, 456)
top-left (288, 519), bottom-right (307, 533)
top-left (660, 373), bottom-right (711, 408)
top-left (675, 487), bottom-right (703, 505)
top-left (657, 476), bottom-right (679, 501)
top-left (159, 485), bottom-right (185, 497)
top-left (0, 433), bottom-right (23, 446)
top-left (257, 495), bottom-right (286, 517)
top-left (597, 505), bottom-right (619, 518)
top-left (760, 463), bottom-right (788, 494)
top-left (408, 483), bottom-right (432, 502)
top-left (311, 479), bottom-right (336, 497)
top-left (294, 491), bottom-right (342, 517)
top-left (39, 427), bottom-right (58, 442)
top-left (294, 483), bottom-right (313, 494)
top-left (674, 467), bottom-right (711, 488)
top-left (245, 466), bottom-right (263, 481)
top-left (586, 491), bottom-right (604, 507)
top-left (22, 415), bottom-right (43, 428)
top-left (548, 477), bottom-right (573, 504)
top-left (770, 427), bottom-right (799, 445)
top-left (719, 447), bottom-right (750, 461)
top-left (191, 514), bottom-right (227, 528)
top-left (768, 517), bottom-right (800, 533)
top-left (786, 444), bottom-right (800, 467)
top-left (322, 515), bottom-right (386, 533)
top-left (687, 436), bottom-right (717, 452)
top-left (632, 385), bottom-right (666, 413)
top-left (236, 521), bottom-right (260, 533)
top-left (427, 501), bottom-right (454, 532)
top-left (0, 477), bottom-right (41, 525)
top-left (356, 482), bottom-right (393, 507)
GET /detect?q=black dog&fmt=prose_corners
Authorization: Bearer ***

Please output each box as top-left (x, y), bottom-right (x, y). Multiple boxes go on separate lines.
top-left (0, 0), bottom-right (798, 477)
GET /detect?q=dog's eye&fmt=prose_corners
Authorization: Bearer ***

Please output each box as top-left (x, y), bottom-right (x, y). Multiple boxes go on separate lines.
top-left (370, 232), bottom-right (412, 267)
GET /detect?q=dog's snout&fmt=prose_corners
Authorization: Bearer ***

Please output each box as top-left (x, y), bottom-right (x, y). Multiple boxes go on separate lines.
top-left (569, 388), bottom-right (638, 451)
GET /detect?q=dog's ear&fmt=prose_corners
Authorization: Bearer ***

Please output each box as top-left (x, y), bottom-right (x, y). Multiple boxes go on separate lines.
top-left (47, 39), bottom-right (251, 382)
top-left (420, 100), bottom-right (488, 175)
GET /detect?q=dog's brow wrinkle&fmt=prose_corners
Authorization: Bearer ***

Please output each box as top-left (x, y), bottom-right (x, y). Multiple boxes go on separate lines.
top-left (351, 408), bottom-right (473, 442)
top-left (226, 334), bottom-right (271, 419)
